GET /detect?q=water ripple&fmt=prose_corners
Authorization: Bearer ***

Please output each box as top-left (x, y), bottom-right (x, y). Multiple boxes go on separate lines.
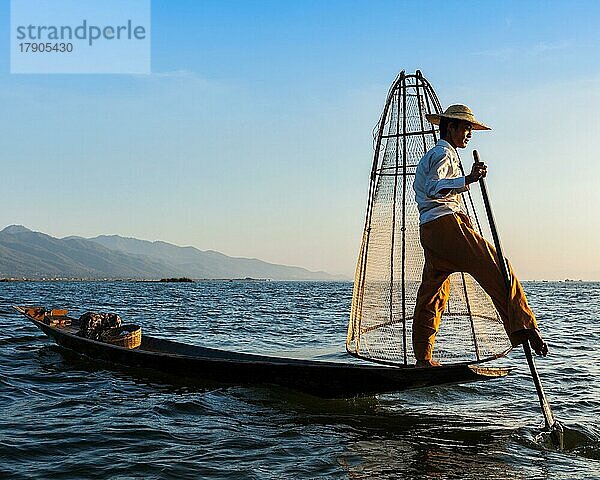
top-left (0, 281), bottom-right (599, 478)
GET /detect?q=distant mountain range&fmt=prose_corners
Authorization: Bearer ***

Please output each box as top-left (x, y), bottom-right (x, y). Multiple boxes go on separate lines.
top-left (0, 225), bottom-right (346, 281)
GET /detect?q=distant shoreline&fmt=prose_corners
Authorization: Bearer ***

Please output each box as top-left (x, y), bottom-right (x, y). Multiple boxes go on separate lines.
top-left (0, 277), bottom-right (351, 283)
top-left (0, 277), bottom-right (593, 283)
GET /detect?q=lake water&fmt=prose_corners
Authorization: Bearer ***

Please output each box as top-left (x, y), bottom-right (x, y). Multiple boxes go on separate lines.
top-left (0, 281), bottom-right (598, 479)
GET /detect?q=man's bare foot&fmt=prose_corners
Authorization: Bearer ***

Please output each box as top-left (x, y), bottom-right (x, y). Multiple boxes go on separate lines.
top-left (527, 328), bottom-right (549, 357)
top-left (513, 328), bottom-right (549, 356)
top-left (415, 359), bottom-right (442, 368)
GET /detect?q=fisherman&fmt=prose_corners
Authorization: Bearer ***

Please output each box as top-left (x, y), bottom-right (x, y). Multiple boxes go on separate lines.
top-left (412, 104), bottom-right (548, 367)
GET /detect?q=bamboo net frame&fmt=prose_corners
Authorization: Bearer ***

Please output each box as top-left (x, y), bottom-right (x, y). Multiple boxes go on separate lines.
top-left (347, 71), bottom-right (511, 366)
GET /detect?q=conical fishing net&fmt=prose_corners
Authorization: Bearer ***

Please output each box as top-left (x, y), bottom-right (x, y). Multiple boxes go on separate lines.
top-left (347, 71), bottom-right (511, 366)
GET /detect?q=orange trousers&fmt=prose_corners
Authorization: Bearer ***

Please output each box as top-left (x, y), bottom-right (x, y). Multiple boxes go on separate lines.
top-left (412, 212), bottom-right (538, 361)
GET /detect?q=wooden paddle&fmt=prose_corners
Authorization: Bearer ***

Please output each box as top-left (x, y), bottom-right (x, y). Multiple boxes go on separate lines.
top-left (473, 149), bottom-right (563, 449)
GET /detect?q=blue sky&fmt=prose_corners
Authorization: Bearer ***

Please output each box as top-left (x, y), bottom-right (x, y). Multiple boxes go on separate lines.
top-left (1, 0), bottom-right (600, 279)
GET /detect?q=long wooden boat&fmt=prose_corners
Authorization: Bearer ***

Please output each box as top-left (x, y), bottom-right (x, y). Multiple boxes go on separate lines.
top-left (14, 306), bottom-right (510, 398)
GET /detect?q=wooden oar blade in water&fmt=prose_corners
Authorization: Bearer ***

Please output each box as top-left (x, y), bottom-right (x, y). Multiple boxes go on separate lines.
top-left (523, 341), bottom-right (564, 449)
top-left (473, 149), bottom-right (564, 450)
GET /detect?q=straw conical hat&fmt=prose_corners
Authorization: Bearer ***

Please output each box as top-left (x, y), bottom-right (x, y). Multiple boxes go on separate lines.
top-left (426, 104), bottom-right (491, 131)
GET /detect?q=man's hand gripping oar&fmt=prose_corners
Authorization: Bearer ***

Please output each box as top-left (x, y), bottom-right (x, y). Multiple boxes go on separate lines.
top-left (473, 149), bottom-right (564, 450)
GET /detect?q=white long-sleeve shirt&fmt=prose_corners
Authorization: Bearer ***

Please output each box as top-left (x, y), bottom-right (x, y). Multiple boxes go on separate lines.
top-left (413, 139), bottom-right (470, 225)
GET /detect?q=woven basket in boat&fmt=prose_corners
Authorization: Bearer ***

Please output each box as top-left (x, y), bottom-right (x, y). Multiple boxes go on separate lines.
top-left (101, 324), bottom-right (141, 349)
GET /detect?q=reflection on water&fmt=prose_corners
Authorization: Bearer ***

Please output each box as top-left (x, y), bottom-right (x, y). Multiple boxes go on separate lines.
top-left (0, 281), bottom-right (599, 479)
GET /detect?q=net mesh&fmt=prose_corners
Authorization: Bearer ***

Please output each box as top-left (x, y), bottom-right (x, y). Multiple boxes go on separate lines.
top-left (347, 71), bottom-right (511, 366)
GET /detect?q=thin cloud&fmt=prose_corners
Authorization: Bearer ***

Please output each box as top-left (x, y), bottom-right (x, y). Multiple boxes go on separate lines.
top-left (149, 70), bottom-right (195, 78)
top-left (532, 40), bottom-right (572, 53)
top-left (472, 47), bottom-right (513, 58)
top-left (131, 69), bottom-right (219, 91)
top-left (472, 40), bottom-right (572, 58)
